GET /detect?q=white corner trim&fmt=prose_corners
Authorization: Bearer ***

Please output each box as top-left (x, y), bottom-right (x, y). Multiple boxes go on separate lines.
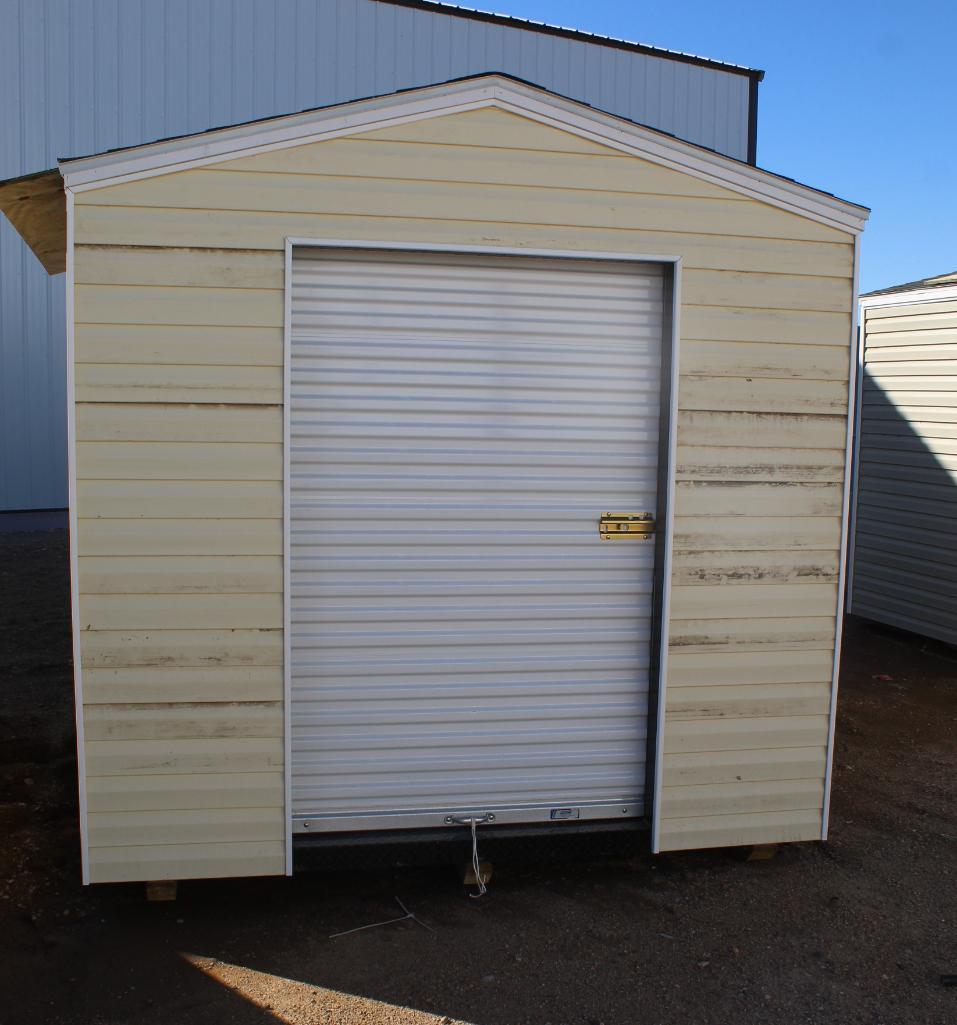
top-left (59, 75), bottom-right (867, 235)
top-left (821, 233), bottom-right (862, 842)
top-left (65, 186), bottom-right (90, 885)
top-left (282, 238), bottom-right (294, 877)
top-left (844, 312), bottom-right (865, 614)
top-left (650, 261), bottom-right (681, 856)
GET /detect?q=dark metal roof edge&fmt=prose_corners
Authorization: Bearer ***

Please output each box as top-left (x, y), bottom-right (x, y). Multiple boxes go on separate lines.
top-left (0, 167), bottom-right (63, 189)
top-left (374, 0), bottom-right (765, 79)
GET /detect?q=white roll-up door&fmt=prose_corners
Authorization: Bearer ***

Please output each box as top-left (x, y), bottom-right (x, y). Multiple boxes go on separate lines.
top-left (289, 248), bottom-right (665, 832)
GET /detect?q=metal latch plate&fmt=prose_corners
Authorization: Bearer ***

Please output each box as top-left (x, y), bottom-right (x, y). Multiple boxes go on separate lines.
top-left (599, 512), bottom-right (656, 540)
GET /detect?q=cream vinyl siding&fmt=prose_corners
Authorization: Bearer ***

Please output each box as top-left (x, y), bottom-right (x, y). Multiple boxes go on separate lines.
top-left (72, 106), bottom-right (854, 879)
top-left (850, 297), bottom-right (957, 643)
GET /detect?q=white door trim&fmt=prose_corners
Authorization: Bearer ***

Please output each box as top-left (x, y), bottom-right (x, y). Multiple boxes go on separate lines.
top-left (281, 238), bottom-right (681, 857)
top-left (821, 233), bottom-right (862, 841)
top-left (65, 186), bottom-right (90, 885)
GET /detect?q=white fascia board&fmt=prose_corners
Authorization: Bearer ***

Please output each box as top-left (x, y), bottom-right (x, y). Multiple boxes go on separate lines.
top-left (59, 75), bottom-right (868, 235)
top-left (860, 284), bottom-right (957, 309)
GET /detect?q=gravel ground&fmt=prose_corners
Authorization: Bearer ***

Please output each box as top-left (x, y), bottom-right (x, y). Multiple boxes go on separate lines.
top-left (0, 529), bottom-right (954, 1025)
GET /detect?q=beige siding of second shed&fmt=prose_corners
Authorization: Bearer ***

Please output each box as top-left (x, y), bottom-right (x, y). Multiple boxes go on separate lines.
top-left (72, 106), bottom-right (854, 878)
top-left (851, 297), bottom-right (957, 643)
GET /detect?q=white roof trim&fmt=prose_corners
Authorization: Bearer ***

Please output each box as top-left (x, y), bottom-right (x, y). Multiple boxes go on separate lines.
top-left (59, 75), bottom-right (867, 234)
top-left (860, 284), bottom-right (957, 308)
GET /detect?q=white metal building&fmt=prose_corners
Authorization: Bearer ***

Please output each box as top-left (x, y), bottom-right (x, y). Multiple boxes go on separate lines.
top-left (1, 0), bottom-right (761, 514)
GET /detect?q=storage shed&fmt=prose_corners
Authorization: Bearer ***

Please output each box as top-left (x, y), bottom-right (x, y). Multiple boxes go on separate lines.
top-left (849, 272), bottom-right (957, 644)
top-left (0, 75), bottom-right (868, 884)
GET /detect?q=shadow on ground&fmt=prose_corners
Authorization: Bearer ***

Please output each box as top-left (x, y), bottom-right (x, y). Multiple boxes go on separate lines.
top-left (0, 531), bottom-right (954, 1025)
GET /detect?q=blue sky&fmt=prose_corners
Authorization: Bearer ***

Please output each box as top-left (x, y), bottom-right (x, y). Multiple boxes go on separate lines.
top-left (474, 0), bottom-right (957, 293)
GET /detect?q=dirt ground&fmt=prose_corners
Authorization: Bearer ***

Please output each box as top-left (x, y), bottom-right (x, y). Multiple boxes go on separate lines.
top-left (0, 529), bottom-right (954, 1025)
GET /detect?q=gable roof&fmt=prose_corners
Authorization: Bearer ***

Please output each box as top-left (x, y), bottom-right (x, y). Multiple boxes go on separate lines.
top-left (0, 74), bottom-right (868, 274)
top-left (863, 270), bottom-right (957, 299)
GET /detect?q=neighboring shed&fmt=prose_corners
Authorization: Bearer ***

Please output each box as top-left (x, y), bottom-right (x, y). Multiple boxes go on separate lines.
top-left (0, 74), bottom-right (867, 884)
top-left (849, 272), bottom-right (957, 645)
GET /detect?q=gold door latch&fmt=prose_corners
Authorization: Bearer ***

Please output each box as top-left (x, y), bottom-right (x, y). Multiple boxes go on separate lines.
top-left (599, 512), bottom-right (656, 541)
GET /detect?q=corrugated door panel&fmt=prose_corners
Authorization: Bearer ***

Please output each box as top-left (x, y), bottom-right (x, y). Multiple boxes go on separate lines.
top-left (290, 249), bottom-right (664, 830)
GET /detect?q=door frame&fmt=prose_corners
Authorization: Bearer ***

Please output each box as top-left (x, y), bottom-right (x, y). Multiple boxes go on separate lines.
top-left (281, 238), bottom-right (682, 872)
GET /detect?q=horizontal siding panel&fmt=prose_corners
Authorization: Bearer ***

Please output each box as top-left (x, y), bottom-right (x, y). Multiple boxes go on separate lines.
top-left (863, 389), bottom-right (957, 409)
top-left (674, 516), bottom-right (841, 551)
top-left (866, 300), bottom-right (957, 323)
top-left (78, 169), bottom-right (847, 243)
top-left (75, 363), bottom-right (282, 403)
top-left (671, 583), bottom-right (837, 620)
top-left (861, 402), bottom-right (956, 425)
top-left (328, 107), bottom-right (622, 154)
top-left (230, 137), bottom-right (740, 199)
top-left (854, 431), bottom-right (957, 458)
top-left (83, 666), bottom-right (283, 704)
top-left (77, 441), bottom-right (281, 481)
top-left (661, 778), bottom-right (825, 818)
top-left (676, 445), bottom-right (844, 482)
top-left (665, 681), bottom-right (831, 719)
top-left (667, 649), bottom-right (833, 687)
top-left (853, 546), bottom-right (957, 588)
top-left (78, 518), bottom-right (282, 555)
top-left (682, 270), bottom-right (850, 313)
top-left (88, 807), bottom-right (283, 847)
top-left (677, 411), bottom-right (846, 449)
top-left (672, 549), bottom-right (838, 586)
top-left (84, 701), bottom-right (283, 741)
top-left (75, 245), bottom-right (283, 288)
top-left (81, 593), bottom-right (283, 630)
top-left (76, 324), bottom-right (283, 366)
top-left (681, 340), bottom-right (849, 381)
top-left (681, 306), bottom-right (850, 346)
top-left (77, 481), bottom-right (282, 519)
top-left (80, 555), bottom-right (283, 595)
top-left (87, 841), bottom-right (284, 883)
top-left (77, 404), bottom-right (282, 443)
top-left (74, 205), bottom-right (853, 277)
top-left (658, 809), bottom-right (822, 850)
top-left (679, 377), bottom-right (847, 414)
top-left (80, 628), bottom-right (283, 668)
top-left (665, 715), bottom-right (830, 752)
top-left (76, 284), bottom-right (283, 327)
top-left (675, 481), bottom-right (842, 518)
top-left (87, 772), bottom-right (284, 812)
top-left (662, 747), bottom-right (827, 787)
top-left (85, 737), bottom-right (283, 776)
top-left (864, 330), bottom-right (957, 351)
top-left (848, 601), bottom-right (957, 646)
top-left (868, 358), bottom-right (957, 378)
top-left (669, 618), bottom-right (836, 652)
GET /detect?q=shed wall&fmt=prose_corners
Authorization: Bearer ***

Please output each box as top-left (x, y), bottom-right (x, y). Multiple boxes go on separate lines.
top-left (72, 106), bottom-right (854, 880)
top-left (2, 0), bottom-right (753, 512)
top-left (850, 296), bottom-right (957, 644)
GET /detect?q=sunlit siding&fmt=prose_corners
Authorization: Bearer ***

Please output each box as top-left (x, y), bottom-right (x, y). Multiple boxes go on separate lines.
top-left (72, 105), bottom-right (853, 880)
